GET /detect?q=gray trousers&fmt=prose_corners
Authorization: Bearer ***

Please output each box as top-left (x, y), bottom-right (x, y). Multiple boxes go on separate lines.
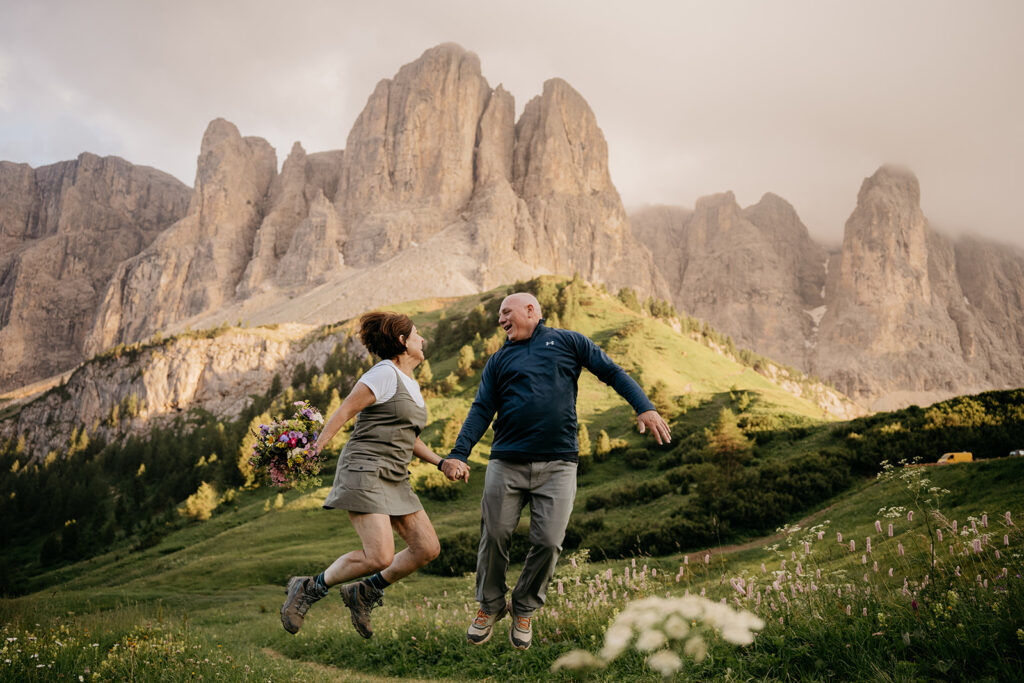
top-left (476, 459), bottom-right (577, 617)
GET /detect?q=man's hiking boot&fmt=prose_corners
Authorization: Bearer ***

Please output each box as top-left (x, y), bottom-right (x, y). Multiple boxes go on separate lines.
top-left (280, 576), bottom-right (328, 634)
top-left (340, 581), bottom-right (384, 639)
top-left (508, 608), bottom-right (533, 650)
top-left (466, 601), bottom-right (509, 645)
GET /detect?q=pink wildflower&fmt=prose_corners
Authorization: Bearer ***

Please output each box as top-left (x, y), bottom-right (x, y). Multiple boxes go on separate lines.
top-left (898, 543), bottom-right (904, 557)
top-left (704, 554), bottom-right (710, 564)
top-left (845, 605), bottom-right (851, 615)
top-left (875, 520), bottom-right (883, 534)
top-left (952, 520), bottom-right (958, 533)
top-left (867, 537), bottom-right (872, 553)
top-left (982, 513), bottom-right (988, 528)
top-left (850, 540), bottom-right (856, 552)
top-left (907, 510), bottom-right (913, 522)
top-left (888, 523), bottom-right (894, 537)
top-left (684, 555), bottom-right (689, 565)
top-left (937, 529), bottom-right (943, 542)
top-left (837, 532), bottom-right (843, 543)
top-left (1006, 511), bottom-right (1013, 526)
top-left (1005, 534), bottom-right (1010, 546)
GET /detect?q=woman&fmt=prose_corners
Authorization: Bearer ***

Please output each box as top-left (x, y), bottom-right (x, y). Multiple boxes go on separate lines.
top-left (280, 311), bottom-right (470, 638)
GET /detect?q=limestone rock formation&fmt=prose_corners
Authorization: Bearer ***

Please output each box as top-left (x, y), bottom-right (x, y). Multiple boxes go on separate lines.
top-left (0, 325), bottom-right (364, 459)
top-left (337, 43), bottom-right (491, 267)
top-left (238, 143), bottom-right (345, 294)
top-left (85, 120), bottom-right (276, 355)
top-left (813, 166), bottom-right (970, 403)
top-left (0, 154), bottom-right (189, 392)
top-left (630, 191), bottom-right (825, 369)
top-left (630, 165), bottom-right (1024, 408)
top-left (79, 43), bottom-right (664, 358)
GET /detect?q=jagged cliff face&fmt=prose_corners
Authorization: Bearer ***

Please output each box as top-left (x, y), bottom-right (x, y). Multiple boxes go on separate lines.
top-left (85, 121), bottom-right (277, 357)
top-left (631, 192), bottom-right (826, 370)
top-left (813, 166), bottom-right (1024, 407)
top-left (79, 43), bottom-right (665, 360)
top-left (630, 165), bottom-right (1024, 409)
top-left (0, 155), bottom-right (190, 391)
top-left (0, 325), bottom-right (363, 459)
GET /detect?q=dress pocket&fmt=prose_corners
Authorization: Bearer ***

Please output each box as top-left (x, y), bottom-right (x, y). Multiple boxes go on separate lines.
top-left (342, 462), bottom-right (380, 490)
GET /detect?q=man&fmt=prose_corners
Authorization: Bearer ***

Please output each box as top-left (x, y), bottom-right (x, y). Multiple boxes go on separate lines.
top-left (440, 291), bottom-right (671, 650)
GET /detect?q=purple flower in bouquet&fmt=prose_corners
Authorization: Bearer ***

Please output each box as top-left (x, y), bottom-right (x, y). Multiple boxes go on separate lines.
top-left (249, 400), bottom-right (326, 489)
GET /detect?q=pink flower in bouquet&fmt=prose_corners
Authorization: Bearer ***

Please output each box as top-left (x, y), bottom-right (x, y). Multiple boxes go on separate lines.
top-left (250, 400), bottom-right (325, 489)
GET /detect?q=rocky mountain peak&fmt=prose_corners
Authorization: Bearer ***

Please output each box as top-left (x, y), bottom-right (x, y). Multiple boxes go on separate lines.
top-left (838, 164), bottom-right (930, 306)
top-left (514, 78), bottom-right (615, 198)
top-left (337, 43), bottom-right (490, 266)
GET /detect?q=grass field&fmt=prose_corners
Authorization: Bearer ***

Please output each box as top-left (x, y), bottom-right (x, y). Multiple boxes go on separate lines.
top-left (2, 454), bottom-right (1021, 681)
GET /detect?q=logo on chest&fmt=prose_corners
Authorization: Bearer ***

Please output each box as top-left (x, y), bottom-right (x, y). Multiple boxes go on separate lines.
top-left (545, 340), bottom-right (556, 347)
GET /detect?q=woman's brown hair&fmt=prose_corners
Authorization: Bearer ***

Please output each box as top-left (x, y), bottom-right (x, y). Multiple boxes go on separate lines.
top-left (359, 311), bottom-right (413, 360)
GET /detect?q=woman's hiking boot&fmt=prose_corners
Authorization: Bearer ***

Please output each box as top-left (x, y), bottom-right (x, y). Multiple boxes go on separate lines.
top-left (280, 576), bottom-right (329, 634)
top-left (340, 581), bottom-right (384, 638)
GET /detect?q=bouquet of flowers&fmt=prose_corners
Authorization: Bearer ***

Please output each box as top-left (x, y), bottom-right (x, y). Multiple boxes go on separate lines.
top-left (249, 400), bottom-right (325, 488)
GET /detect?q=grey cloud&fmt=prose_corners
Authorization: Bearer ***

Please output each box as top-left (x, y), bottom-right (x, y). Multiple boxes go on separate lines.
top-left (1, 0), bottom-right (1021, 248)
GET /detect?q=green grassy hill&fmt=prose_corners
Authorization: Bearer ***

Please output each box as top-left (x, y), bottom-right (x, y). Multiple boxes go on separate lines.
top-left (2, 277), bottom-right (1022, 681)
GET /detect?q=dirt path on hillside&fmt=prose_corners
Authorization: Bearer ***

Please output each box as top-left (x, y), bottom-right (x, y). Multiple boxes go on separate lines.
top-left (686, 501), bottom-right (841, 560)
top-left (261, 647), bottom-right (462, 683)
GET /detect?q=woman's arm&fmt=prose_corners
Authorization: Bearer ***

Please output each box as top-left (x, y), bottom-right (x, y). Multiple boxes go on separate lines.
top-left (313, 382), bottom-right (377, 453)
top-left (412, 438), bottom-right (443, 467)
top-left (415, 438), bottom-right (469, 482)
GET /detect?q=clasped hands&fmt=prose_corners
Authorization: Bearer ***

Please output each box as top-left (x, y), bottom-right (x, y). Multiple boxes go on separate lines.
top-left (440, 457), bottom-right (471, 482)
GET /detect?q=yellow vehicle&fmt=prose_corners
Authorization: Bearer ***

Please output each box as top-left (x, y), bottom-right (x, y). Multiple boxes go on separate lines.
top-left (937, 451), bottom-right (973, 464)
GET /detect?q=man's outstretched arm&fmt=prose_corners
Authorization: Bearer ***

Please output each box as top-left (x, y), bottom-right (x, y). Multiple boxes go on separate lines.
top-left (575, 332), bottom-right (671, 444)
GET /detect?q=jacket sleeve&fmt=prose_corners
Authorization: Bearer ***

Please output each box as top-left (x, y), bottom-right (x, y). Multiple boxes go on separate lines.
top-left (448, 356), bottom-right (499, 462)
top-left (574, 332), bottom-right (656, 414)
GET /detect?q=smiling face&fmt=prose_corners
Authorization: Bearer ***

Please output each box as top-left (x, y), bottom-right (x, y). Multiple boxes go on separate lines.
top-left (401, 325), bottom-right (426, 365)
top-left (498, 293), bottom-right (542, 342)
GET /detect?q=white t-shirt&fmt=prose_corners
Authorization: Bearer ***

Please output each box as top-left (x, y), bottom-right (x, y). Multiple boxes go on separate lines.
top-left (358, 360), bottom-right (425, 407)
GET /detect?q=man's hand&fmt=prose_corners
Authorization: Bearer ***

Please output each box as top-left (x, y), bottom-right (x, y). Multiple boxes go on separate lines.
top-left (637, 410), bottom-right (671, 445)
top-left (440, 458), bottom-right (470, 482)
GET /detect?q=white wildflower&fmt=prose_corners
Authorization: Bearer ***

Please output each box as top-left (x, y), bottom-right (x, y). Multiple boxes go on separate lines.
top-left (636, 628), bottom-right (667, 651)
top-left (600, 625), bottom-right (633, 660)
top-left (683, 635), bottom-right (708, 662)
top-left (663, 614), bottom-right (689, 639)
top-left (550, 649), bottom-right (606, 672)
top-left (647, 649), bottom-right (683, 677)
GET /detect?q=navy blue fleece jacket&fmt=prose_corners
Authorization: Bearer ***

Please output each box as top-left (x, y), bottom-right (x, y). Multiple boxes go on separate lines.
top-left (448, 321), bottom-right (656, 463)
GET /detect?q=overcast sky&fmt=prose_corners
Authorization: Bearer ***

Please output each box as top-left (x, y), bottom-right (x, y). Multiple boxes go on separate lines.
top-left (2, 0), bottom-right (1021, 248)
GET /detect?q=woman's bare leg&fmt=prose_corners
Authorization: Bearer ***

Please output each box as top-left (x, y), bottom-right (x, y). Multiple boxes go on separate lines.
top-left (380, 510), bottom-right (441, 584)
top-left (321, 512), bottom-right (395, 586)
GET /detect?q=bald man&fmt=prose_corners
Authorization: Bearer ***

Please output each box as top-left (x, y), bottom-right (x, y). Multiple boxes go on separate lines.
top-left (441, 292), bottom-right (671, 650)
